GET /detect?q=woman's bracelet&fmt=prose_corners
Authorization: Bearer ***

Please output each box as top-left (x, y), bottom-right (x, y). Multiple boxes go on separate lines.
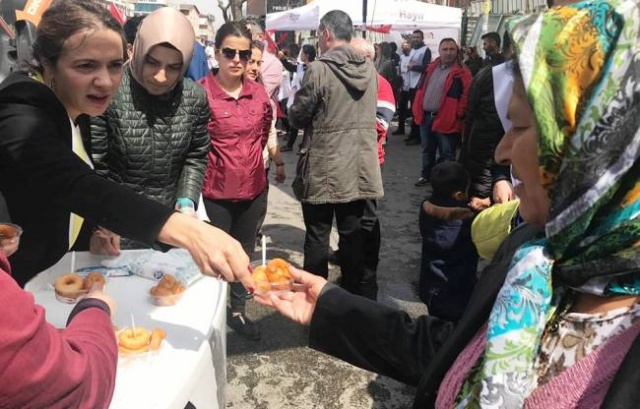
top-left (275, 162), bottom-right (284, 167)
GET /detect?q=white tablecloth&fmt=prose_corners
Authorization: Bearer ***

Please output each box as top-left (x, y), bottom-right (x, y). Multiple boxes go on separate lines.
top-left (25, 251), bottom-right (227, 409)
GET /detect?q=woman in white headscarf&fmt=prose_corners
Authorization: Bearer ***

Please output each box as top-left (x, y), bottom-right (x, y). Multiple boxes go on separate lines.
top-left (90, 7), bottom-right (211, 249)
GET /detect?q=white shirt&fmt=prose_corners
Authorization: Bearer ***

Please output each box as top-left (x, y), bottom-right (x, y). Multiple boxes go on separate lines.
top-left (399, 54), bottom-right (411, 91)
top-left (407, 45), bottom-right (428, 89)
top-left (287, 63), bottom-right (306, 109)
top-left (205, 45), bottom-right (215, 69)
top-left (278, 70), bottom-right (292, 102)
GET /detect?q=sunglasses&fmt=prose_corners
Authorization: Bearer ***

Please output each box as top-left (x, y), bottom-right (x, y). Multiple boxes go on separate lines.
top-left (219, 47), bottom-right (252, 62)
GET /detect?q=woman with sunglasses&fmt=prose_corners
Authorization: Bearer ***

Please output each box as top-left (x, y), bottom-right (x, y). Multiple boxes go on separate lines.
top-left (90, 7), bottom-right (210, 250)
top-left (199, 22), bottom-right (272, 341)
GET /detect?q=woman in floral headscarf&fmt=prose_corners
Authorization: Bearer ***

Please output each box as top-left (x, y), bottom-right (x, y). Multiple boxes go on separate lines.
top-left (255, 0), bottom-right (640, 407)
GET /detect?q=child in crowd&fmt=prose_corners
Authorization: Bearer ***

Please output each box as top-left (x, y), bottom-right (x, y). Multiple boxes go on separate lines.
top-left (418, 162), bottom-right (478, 321)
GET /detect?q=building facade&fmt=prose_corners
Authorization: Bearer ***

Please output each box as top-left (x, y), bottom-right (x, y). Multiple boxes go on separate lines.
top-left (198, 14), bottom-right (215, 42)
top-left (179, 4), bottom-right (200, 38)
top-left (133, 0), bottom-right (169, 15)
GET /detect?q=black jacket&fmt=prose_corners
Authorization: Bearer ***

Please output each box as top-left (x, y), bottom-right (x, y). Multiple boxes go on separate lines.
top-left (309, 223), bottom-right (640, 408)
top-left (459, 65), bottom-right (510, 198)
top-left (0, 73), bottom-right (174, 286)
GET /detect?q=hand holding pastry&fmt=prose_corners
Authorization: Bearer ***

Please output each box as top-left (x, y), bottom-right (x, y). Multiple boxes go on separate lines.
top-left (254, 265), bottom-right (327, 326)
top-left (251, 258), bottom-right (293, 294)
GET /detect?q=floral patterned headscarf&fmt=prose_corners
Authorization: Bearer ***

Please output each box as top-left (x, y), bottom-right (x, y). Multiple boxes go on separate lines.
top-left (456, 0), bottom-right (640, 407)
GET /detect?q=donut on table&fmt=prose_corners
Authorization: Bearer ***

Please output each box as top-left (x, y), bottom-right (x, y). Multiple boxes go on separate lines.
top-left (83, 271), bottom-right (106, 289)
top-left (149, 328), bottom-right (166, 351)
top-left (149, 274), bottom-right (186, 306)
top-left (116, 326), bottom-right (166, 354)
top-left (158, 274), bottom-right (177, 289)
top-left (118, 326), bottom-right (151, 350)
top-left (54, 273), bottom-right (85, 300)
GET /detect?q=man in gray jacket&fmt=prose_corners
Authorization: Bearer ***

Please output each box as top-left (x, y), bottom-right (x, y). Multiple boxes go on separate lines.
top-left (289, 10), bottom-right (383, 297)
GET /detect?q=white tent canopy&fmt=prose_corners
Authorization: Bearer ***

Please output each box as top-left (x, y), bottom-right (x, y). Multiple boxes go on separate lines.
top-left (265, 0), bottom-right (462, 33)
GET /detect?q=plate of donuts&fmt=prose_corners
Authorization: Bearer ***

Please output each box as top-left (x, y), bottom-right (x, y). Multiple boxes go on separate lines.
top-left (115, 326), bottom-right (167, 361)
top-left (149, 274), bottom-right (186, 306)
top-left (52, 271), bottom-right (107, 304)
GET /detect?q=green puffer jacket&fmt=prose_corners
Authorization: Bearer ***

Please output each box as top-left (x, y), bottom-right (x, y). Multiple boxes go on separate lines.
top-left (90, 68), bottom-right (210, 210)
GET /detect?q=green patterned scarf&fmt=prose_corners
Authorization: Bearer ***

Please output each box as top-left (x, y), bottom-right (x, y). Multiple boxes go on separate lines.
top-left (455, 0), bottom-right (640, 407)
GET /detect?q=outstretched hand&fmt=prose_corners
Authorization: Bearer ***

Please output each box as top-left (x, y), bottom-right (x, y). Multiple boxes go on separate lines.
top-left (157, 213), bottom-right (254, 291)
top-left (254, 266), bottom-right (328, 326)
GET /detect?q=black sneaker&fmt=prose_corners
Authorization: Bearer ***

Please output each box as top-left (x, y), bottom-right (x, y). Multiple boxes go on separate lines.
top-left (414, 177), bottom-right (430, 187)
top-left (228, 311), bottom-right (261, 341)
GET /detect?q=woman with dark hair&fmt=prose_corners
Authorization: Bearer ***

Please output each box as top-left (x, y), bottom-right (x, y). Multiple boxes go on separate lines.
top-left (0, 1), bottom-right (253, 405)
top-left (279, 43), bottom-right (316, 152)
top-left (199, 22), bottom-right (273, 340)
top-left (90, 7), bottom-right (211, 250)
top-left (258, 0), bottom-right (640, 407)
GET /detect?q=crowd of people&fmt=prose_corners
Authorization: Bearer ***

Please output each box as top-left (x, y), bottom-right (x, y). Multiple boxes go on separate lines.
top-left (0, 0), bottom-right (638, 407)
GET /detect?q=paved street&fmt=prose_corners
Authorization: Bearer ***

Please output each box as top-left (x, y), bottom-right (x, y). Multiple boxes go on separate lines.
top-left (226, 129), bottom-right (430, 409)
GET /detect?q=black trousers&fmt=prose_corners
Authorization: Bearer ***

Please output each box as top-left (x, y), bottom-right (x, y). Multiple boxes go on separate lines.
top-left (278, 99), bottom-right (289, 133)
top-left (204, 189), bottom-right (267, 313)
top-left (396, 89), bottom-right (410, 132)
top-left (360, 199), bottom-right (380, 300)
top-left (302, 200), bottom-right (366, 297)
top-left (285, 127), bottom-right (299, 149)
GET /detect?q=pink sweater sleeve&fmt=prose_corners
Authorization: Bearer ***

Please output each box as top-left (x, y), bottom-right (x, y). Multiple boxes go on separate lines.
top-left (0, 259), bottom-right (117, 408)
top-left (260, 52), bottom-right (284, 100)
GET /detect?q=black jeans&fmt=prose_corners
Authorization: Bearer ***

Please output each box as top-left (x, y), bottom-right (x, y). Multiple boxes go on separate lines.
top-left (396, 89), bottom-right (410, 132)
top-left (420, 115), bottom-right (460, 179)
top-left (285, 127), bottom-right (299, 149)
top-left (360, 199), bottom-right (380, 300)
top-left (408, 88), bottom-right (420, 142)
top-left (302, 200), bottom-right (366, 296)
top-left (278, 99), bottom-right (289, 133)
top-left (204, 189), bottom-right (267, 313)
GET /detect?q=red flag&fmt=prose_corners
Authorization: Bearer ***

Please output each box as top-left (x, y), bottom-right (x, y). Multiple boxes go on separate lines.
top-left (109, 2), bottom-right (126, 26)
top-left (275, 32), bottom-right (288, 46)
top-left (365, 24), bottom-right (392, 34)
top-left (264, 30), bottom-right (278, 54)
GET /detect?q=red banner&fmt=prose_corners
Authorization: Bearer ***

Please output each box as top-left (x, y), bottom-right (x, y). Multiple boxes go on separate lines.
top-left (365, 24), bottom-right (392, 34)
top-left (109, 2), bottom-right (126, 26)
